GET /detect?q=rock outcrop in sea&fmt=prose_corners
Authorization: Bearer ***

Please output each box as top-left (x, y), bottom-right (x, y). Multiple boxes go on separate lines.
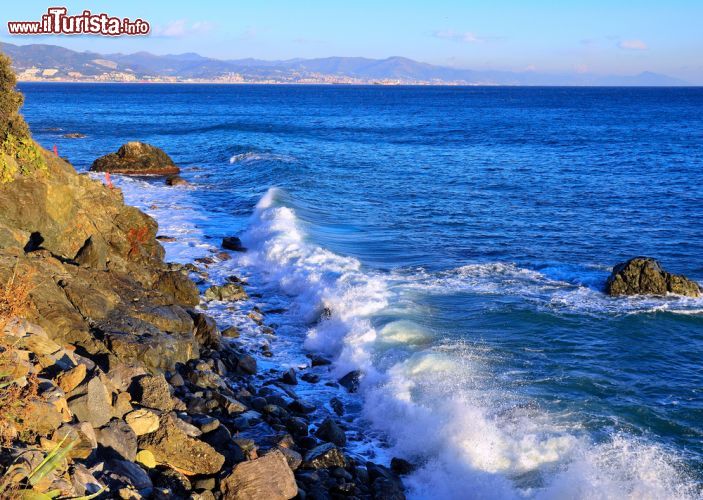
top-left (605, 257), bottom-right (701, 297)
top-left (90, 141), bottom-right (180, 176)
top-left (0, 53), bottom-right (406, 499)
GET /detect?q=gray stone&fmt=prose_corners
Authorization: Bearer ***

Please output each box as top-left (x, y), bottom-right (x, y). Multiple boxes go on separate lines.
top-left (67, 376), bottom-right (113, 428)
top-left (97, 419), bottom-right (138, 461)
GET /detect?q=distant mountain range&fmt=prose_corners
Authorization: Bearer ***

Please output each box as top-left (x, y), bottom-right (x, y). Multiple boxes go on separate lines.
top-left (0, 41), bottom-right (689, 86)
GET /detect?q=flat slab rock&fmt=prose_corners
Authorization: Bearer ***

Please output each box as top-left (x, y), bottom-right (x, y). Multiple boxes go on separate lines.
top-left (605, 257), bottom-right (701, 297)
top-left (220, 449), bottom-right (298, 500)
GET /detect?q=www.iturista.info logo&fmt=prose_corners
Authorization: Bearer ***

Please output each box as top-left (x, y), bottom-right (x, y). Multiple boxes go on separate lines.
top-left (7, 7), bottom-right (150, 36)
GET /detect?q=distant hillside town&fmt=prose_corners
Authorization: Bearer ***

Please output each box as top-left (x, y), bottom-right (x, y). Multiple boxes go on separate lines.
top-left (0, 42), bottom-right (687, 86)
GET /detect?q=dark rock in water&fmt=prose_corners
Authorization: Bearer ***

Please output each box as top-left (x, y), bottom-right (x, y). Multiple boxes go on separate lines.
top-left (90, 141), bottom-right (180, 175)
top-left (300, 373), bottom-right (320, 384)
top-left (303, 443), bottom-right (347, 469)
top-left (338, 370), bottom-right (362, 393)
top-left (605, 257), bottom-right (701, 297)
top-left (286, 416), bottom-right (309, 437)
top-left (237, 354), bottom-right (257, 375)
top-left (330, 397), bottom-right (344, 417)
top-left (221, 325), bottom-right (240, 338)
top-left (367, 462), bottom-right (406, 500)
top-left (315, 418), bottom-right (346, 447)
top-left (288, 399), bottom-right (315, 414)
top-left (281, 367), bottom-right (298, 385)
top-left (96, 419), bottom-right (138, 461)
top-left (165, 175), bottom-right (188, 186)
top-left (63, 132), bottom-right (86, 139)
top-left (220, 450), bottom-right (298, 499)
top-left (189, 311), bottom-right (221, 349)
top-left (222, 236), bottom-right (246, 252)
top-left (309, 354), bottom-right (332, 367)
top-left (390, 457), bottom-right (415, 475)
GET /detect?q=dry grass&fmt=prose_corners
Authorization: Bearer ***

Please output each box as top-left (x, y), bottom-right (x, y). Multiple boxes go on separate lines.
top-left (0, 263), bottom-right (39, 448)
top-left (0, 262), bottom-right (34, 331)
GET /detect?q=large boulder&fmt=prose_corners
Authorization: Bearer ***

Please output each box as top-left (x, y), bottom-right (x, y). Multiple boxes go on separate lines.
top-left (220, 449), bottom-right (298, 500)
top-left (137, 413), bottom-right (224, 475)
top-left (605, 257), bottom-right (701, 297)
top-left (90, 142), bottom-right (180, 175)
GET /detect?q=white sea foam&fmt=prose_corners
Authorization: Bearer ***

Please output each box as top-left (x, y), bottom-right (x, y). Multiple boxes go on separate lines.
top-left (233, 188), bottom-right (699, 499)
top-left (229, 151), bottom-right (296, 164)
top-left (402, 262), bottom-right (703, 317)
top-left (114, 179), bottom-right (700, 499)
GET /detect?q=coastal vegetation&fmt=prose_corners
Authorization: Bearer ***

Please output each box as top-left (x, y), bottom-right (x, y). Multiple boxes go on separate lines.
top-left (0, 53), bottom-right (45, 183)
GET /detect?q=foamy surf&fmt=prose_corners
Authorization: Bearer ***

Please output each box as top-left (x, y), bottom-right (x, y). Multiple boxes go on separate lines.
top-left (112, 179), bottom-right (700, 500)
top-left (400, 262), bottom-right (703, 317)
top-left (230, 151), bottom-right (296, 164)
top-left (231, 188), bottom-right (700, 499)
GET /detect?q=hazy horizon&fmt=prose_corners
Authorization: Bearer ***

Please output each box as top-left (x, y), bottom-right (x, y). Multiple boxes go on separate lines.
top-left (2, 1), bottom-right (703, 83)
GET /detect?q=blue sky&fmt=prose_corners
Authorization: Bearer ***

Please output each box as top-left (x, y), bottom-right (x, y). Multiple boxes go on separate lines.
top-left (2, 1), bottom-right (703, 82)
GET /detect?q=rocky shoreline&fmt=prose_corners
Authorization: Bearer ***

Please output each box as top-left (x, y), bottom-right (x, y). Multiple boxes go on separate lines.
top-left (0, 53), bottom-right (407, 500)
top-left (0, 151), bottom-right (408, 500)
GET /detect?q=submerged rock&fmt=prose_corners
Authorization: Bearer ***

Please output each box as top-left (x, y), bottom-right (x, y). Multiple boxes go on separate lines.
top-left (90, 141), bottom-right (180, 175)
top-left (222, 236), bottom-right (246, 252)
top-left (605, 257), bottom-right (701, 297)
top-left (165, 175), bottom-right (188, 186)
top-left (338, 370), bottom-right (362, 393)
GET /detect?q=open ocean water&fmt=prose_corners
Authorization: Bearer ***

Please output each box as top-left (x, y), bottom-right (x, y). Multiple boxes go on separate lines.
top-left (19, 83), bottom-right (703, 499)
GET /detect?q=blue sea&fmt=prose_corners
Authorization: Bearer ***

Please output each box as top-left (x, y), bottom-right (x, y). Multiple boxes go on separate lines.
top-left (19, 83), bottom-right (703, 499)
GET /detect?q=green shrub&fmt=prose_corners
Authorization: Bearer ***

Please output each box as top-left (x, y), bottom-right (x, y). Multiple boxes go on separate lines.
top-left (0, 53), bottom-right (44, 183)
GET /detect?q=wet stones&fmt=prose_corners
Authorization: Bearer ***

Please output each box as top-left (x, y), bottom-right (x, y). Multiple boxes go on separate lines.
top-left (338, 370), bottom-right (362, 393)
top-left (204, 283), bottom-right (249, 301)
top-left (315, 418), bottom-right (346, 447)
top-left (303, 443), bottom-right (348, 469)
top-left (222, 236), bottom-right (246, 252)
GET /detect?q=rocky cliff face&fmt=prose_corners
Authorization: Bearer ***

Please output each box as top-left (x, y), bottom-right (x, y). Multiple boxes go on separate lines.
top-left (0, 151), bottom-right (201, 371)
